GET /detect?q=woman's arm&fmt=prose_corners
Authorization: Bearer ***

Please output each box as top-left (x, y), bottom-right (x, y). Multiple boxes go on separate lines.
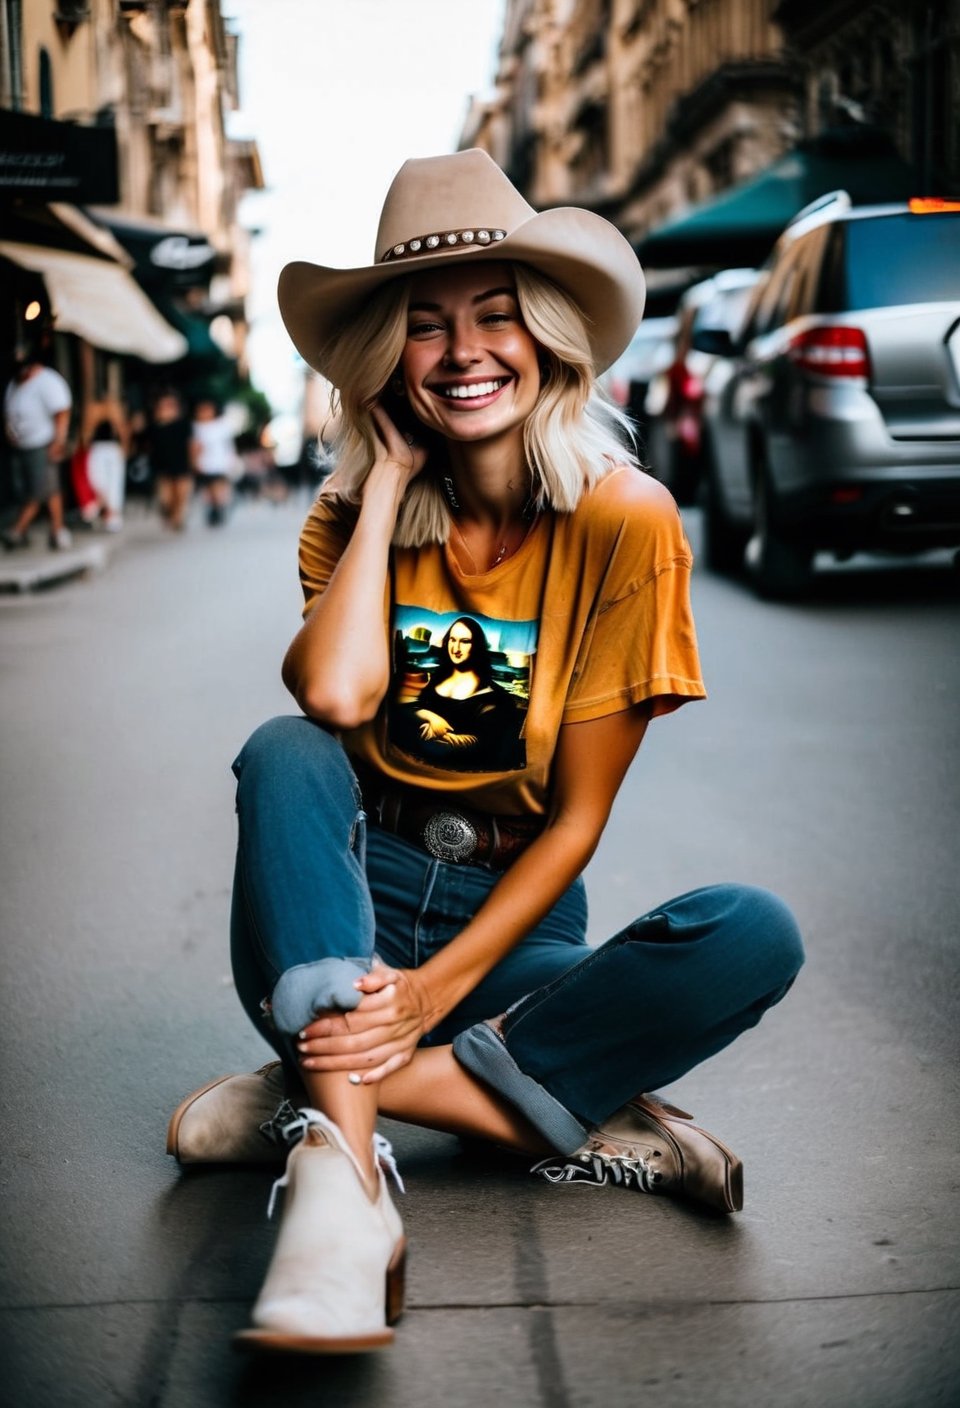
top-left (297, 702), bottom-right (651, 1080)
top-left (281, 406), bottom-right (426, 729)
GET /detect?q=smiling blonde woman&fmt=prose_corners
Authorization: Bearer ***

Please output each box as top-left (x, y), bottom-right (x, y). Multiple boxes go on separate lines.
top-left (165, 149), bottom-right (804, 1356)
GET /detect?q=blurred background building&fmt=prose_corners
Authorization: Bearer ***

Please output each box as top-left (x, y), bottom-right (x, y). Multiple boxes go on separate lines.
top-left (0, 0), bottom-right (264, 489)
top-left (462, 0), bottom-right (958, 301)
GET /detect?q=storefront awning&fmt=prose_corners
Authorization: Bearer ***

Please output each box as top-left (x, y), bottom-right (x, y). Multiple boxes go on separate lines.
top-left (86, 208), bottom-right (218, 290)
top-left (638, 129), bottom-right (919, 268)
top-left (150, 291), bottom-right (233, 364)
top-left (0, 241), bottom-right (188, 362)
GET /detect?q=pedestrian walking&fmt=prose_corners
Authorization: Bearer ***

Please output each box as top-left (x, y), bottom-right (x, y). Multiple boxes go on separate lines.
top-left (190, 398), bottom-right (237, 526)
top-left (82, 396), bottom-right (129, 533)
top-left (148, 390), bottom-right (193, 531)
top-left (2, 346), bottom-right (73, 551)
top-left (167, 150), bottom-right (805, 1355)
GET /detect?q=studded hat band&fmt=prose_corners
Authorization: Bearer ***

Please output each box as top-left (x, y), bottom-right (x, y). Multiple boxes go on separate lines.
top-left (381, 227), bottom-right (508, 262)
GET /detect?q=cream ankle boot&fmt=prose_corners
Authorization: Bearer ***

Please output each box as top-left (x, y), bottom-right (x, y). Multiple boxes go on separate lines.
top-left (234, 1108), bottom-right (406, 1354)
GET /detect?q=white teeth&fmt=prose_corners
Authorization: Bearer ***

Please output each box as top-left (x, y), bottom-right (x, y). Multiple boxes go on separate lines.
top-left (439, 379), bottom-right (507, 400)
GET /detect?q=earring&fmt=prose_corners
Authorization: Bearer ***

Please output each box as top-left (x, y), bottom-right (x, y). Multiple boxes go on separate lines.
top-left (441, 476), bottom-right (461, 514)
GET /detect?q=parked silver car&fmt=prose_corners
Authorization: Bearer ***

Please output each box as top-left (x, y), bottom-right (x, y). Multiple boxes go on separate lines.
top-left (694, 193), bottom-right (960, 596)
top-left (599, 314), bottom-right (677, 446)
top-left (644, 269), bottom-right (761, 505)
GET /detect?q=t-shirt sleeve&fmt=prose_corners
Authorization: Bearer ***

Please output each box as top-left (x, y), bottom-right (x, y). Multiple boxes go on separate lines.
top-left (42, 370), bottom-right (72, 417)
top-left (562, 476), bottom-right (706, 723)
top-left (297, 489), bottom-right (358, 617)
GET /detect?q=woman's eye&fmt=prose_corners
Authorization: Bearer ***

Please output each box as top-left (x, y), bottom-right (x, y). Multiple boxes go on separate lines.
top-left (408, 321), bottom-right (442, 337)
top-left (481, 312), bottom-right (512, 326)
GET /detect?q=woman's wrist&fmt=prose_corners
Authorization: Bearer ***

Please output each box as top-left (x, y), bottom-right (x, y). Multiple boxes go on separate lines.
top-left (414, 956), bottom-right (474, 1033)
top-left (362, 456), bottom-right (415, 513)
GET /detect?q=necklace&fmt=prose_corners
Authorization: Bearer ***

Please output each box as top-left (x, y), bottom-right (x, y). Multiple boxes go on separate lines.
top-left (452, 519), bottom-right (530, 573)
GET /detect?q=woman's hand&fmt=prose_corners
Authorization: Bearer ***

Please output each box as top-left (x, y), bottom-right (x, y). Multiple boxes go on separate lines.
top-left (365, 400), bottom-right (428, 499)
top-left (296, 961), bottom-right (434, 1084)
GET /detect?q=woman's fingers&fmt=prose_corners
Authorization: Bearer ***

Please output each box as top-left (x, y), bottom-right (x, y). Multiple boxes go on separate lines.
top-left (298, 1025), bottom-right (418, 1079)
top-left (369, 402), bottom-right (427, 476)
top-left (297, 968), bottom-right (430, 1079)
top-left (354, 964), bottom-right (401, 995)
top-left (298, 992), bottom-right (414, 1054)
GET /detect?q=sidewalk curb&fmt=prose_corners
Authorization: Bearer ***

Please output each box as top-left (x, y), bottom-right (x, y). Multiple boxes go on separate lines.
top-left (0, 537), bottom-right (114, 594)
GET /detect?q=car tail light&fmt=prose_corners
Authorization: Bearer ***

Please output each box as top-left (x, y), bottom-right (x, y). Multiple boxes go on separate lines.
top-left (908, 197), bottom-right (960, 214)
top-left (680, 371), bottom-right (703, 403)
top-left (788, 326), bottom-right (871, 379)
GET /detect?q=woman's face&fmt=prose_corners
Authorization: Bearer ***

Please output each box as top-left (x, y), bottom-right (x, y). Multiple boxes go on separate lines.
top-left (399, 262), bottom-right (541, 447)
top-left (447, 621), bottom-right (475, 666)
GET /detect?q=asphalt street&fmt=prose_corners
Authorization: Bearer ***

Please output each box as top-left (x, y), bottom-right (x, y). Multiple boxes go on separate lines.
top-left (1, 496), bottom-right (958, 1408)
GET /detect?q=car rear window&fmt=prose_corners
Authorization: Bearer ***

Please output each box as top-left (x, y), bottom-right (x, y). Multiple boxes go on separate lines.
top-left (693, 283), bottom-right (758, 336)
top-left (843, 213), bottom-right (960, 309)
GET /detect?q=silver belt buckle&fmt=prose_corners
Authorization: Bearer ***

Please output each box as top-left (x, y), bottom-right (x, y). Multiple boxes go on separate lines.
top-left (423, 810), bottom-right (479, 863)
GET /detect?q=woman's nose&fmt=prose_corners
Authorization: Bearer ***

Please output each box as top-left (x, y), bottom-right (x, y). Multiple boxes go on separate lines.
top-left (443, 322), bottom-right (481, 368)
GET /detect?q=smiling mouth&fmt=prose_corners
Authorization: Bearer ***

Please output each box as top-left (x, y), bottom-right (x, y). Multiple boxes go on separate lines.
top-left (435, 377), bottom-right (511, 401)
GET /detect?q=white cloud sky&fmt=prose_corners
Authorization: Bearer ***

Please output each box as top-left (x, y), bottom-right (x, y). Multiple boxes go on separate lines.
top-left (224, 0), bottom-right (506, 417)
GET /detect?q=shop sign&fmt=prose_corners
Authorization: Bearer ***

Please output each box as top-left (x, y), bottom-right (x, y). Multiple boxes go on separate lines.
top-left (150, 235), bottom-right (215, 271)
top-left (0, 110), bottom-right (119, 203)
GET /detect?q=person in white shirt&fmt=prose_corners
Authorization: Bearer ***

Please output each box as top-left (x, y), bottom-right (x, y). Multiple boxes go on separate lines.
top-left (3, 349), bottom-right (74, 551)
top-left (190, 399), bottom-right (238, 526)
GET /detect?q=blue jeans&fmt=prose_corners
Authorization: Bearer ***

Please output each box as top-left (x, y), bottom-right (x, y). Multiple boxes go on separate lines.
top-left (230, 717), bottom-right (804, 1154)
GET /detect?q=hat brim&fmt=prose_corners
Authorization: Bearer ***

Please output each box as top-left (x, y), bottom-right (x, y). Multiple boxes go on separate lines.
top-left (277, 207), bottom-right (645, 382)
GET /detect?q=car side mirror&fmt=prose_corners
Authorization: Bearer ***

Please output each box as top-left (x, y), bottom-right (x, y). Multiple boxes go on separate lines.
top-left (690, 326), bottom-right (735, 357)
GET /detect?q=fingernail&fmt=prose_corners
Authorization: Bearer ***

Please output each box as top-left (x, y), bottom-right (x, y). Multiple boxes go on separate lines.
top-left (348, 1073), bottom-right (362, 1086)
top-left (298, 1030), bottom-right (307, 1040)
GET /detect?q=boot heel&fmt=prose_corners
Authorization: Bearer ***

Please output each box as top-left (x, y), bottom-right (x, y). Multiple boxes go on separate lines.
top-left (727, 1156), bottom-right (744, 1213)
top-left (385, 1237), bottom-right (407, 1326)
top-left (713, 1141), bottom-right (744, 1213)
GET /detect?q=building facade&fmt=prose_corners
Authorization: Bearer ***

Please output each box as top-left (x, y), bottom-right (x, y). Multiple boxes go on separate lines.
top-left (0, 0), bottom-right (263, 463)
top-left (464, 0), bottom-right (957, 251)
top-left (776, 0), bottom-right (960, 195)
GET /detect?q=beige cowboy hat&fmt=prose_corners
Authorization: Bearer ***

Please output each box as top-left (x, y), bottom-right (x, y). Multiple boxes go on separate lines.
top-left (278, 148), bottom-right (645, 381)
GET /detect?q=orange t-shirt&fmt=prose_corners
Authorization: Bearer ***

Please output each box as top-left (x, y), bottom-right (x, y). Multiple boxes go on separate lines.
top-left (298, 465), bottom-right (705, 818)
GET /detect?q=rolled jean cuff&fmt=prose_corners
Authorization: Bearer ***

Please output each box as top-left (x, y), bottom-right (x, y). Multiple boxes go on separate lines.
top-left (270, 956), bottom-right (372, 1034)
top-left (453, 1022), bottom-right (588, 1154)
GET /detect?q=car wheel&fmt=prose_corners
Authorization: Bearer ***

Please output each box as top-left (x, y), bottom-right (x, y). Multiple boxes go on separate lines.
top-left (745, 465), bottom-right (813, 600)
top-left (702, 448), bottom-right (748, 576)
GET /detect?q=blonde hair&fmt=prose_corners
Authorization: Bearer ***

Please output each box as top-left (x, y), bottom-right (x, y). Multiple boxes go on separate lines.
top-left (318, 263), bottom-right (637, 548)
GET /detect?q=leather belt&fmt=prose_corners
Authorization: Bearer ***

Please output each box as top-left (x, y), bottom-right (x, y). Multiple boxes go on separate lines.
top-left (361, 780), bottom-right (542, 871)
